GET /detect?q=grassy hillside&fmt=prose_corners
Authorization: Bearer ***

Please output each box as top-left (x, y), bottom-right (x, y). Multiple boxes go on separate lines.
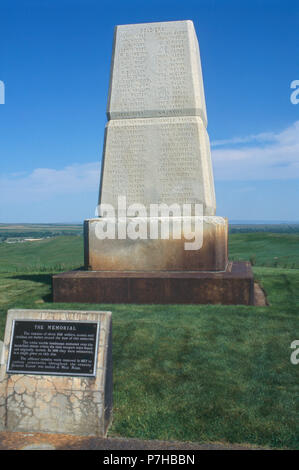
top-left (1, 232), bottom-right (299, 272)
top-left (229, 233), bottom-right (299, 268)
top-left (0, 223), bottom-right (82, 238)
top-left (0, 233), bottom-right (298, 449)
top-left (0, 236), bottom-right (83, 272)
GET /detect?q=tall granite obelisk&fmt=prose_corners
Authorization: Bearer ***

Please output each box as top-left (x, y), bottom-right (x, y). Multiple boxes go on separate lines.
top-left (101, 20), bottom-right (215, 215)
top-left (53, 20), bottom-right (254, 305)
top-left (85, 20), bottom-right (228, 272)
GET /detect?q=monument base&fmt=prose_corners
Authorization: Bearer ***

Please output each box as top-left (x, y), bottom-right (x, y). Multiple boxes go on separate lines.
top-left (53, 261), bottom-right (254, 305)
top-left (84, 216), bottom-right (228, 272)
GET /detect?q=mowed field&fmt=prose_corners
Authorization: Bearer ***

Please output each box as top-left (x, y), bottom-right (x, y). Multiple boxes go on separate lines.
top-left (0, 232), bottom-right (298, 449)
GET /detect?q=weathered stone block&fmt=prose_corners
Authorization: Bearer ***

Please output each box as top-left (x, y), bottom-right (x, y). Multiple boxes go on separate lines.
top-left (53, 262), bottom-right (254, 305)
top-left (99, 117), bottom-right (216, 216)
top-left (0, 309), bottom-right (112, 436)
top-left (84, 216), bottom-right (228, 271)
top-left (107, 21), bottom-right (207, 125)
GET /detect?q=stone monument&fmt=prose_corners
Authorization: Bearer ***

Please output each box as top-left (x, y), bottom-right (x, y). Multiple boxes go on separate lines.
top-left (0, 309), bottom-right (112, 436)
top-left (53, 20), bottom-right (253, 304)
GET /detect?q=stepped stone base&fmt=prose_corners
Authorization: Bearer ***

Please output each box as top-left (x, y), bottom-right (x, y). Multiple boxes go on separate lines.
top-left (53, 261), bottom-right (254, 305)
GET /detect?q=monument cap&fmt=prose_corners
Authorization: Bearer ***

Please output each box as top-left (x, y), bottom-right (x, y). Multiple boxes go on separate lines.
top-left (107, 20), bottom-right (207, 126)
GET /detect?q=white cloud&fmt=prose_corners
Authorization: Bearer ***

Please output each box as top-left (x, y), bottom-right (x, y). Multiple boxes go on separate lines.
top-left (0, 162), bottom-right (100, 203)
top-left (211, 132), bottom-right (276, 147)
top-left (1, 120), bottom-right (298, 212)
top-left (211, 120), bottom-right (299, 180)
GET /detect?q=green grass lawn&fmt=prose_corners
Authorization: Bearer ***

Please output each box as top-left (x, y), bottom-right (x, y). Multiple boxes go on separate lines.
top-left (0, 234), bottom-right (298, 449)
top-left (0, 236), bottom-right (83, 272)
top-left (229, 232), bottom-right (299, 268)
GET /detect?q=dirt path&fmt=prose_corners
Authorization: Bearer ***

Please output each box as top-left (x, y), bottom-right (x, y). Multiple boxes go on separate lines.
top-left (0, 431), bottom-right (266, 450)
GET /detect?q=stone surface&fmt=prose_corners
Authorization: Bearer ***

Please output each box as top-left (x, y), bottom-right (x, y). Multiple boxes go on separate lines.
top-left (99, 117), bottom-right (216, 216)
top-left (84, 216), bottom-right (228, 271)
top-left (254, 282), bottom-right (268, 306)
top-left (107, 21), bottom-right (207, 124)
top-left (0, 309), bottom-right (112, 436)
top-left (53, 262), bottom-right (254, 305)
top-left (52, 21), bottom-right (252, 305)
top-left (99, 20), bottom-right (216, 216)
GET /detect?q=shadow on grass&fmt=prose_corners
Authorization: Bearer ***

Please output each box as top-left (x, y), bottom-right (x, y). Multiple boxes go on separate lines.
top-left (12, 274), bottom-right (52, 285)
top-left (12, 274), bottom-right (53, 302)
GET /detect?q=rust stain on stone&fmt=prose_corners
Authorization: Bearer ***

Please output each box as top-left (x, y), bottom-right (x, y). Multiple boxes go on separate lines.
top-left (85, 219), bottom-right (228, 272)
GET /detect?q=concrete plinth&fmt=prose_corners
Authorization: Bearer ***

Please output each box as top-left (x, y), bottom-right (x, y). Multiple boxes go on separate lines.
top-left (53, 262), bottom-right (254, 305)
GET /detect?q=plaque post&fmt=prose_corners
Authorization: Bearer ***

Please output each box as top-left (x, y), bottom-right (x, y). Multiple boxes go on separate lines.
top-left (0, 309), bottom-right (112, 436)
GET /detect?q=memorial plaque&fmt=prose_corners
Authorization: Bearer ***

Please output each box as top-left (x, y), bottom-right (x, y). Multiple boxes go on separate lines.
top-left (0, 309), bottom-right (112, 436)
top-left (7, 320), bottom-right (99, 377)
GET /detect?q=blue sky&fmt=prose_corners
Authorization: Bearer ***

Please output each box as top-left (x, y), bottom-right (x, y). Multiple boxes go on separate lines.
top-left (0, 0), bottom-right (298, 222)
